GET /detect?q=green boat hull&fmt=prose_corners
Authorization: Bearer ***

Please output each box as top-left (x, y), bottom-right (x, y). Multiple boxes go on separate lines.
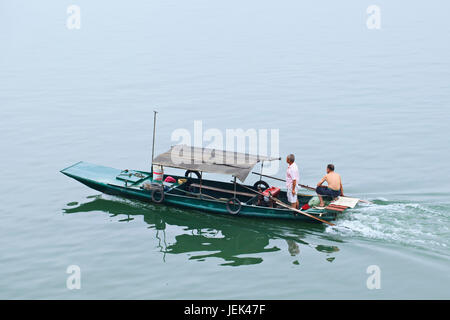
top-left (61, 161), bottom-right (339, 223)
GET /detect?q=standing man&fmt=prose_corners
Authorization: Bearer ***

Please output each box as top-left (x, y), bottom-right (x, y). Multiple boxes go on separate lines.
top-left (286, 154), bottom-right (299, 209)
top-left (316, 164), bottom-right (344, 207)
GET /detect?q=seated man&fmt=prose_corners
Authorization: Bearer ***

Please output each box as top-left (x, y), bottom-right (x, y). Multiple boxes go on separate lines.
top-left (316, 164), bottom-right (344, 207)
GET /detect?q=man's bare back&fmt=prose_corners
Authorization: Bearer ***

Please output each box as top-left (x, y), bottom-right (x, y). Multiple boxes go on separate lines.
top-left (316, 164), bottom-right (344, 207)
top-left (322, 172), bottom-right (342, 191)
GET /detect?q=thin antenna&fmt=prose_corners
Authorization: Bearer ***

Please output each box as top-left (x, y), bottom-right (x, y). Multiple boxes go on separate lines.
top-left (151, 110), bottom-right (158, 173)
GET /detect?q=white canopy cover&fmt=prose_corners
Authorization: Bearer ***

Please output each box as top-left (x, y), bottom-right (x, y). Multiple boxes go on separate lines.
top-left (153, 145), bottom-right (280, 182)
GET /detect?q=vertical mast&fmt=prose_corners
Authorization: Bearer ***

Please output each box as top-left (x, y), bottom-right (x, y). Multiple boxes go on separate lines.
top-left (151, 110), bottom-right (158, 173)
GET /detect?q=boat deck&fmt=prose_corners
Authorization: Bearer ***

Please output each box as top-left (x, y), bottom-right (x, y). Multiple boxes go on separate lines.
top-left (61, 161), bottom-right (344, 223)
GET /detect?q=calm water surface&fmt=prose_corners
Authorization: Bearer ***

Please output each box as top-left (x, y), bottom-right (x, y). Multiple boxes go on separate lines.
top-left (1, 1), bottom-right (449, 299)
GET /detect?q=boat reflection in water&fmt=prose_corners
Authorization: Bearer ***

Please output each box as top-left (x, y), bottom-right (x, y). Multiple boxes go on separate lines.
top-left (63, 195), bottom-right (341, 267)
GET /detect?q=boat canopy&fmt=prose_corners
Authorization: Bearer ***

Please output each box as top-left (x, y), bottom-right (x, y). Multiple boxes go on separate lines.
top-left (152, 145), bottom-right (280, 182)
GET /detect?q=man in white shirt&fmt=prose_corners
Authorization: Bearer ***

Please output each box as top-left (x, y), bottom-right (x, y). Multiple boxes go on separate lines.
top-left (286, 154), bottom-right (300, 209)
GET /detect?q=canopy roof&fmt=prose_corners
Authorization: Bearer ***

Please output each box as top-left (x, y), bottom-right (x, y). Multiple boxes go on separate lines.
top-left (153, 145), bottom-right (280, 182)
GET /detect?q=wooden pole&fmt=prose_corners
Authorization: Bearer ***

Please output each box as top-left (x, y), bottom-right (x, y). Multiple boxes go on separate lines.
top-left (259, 161), bottom-right (264, 181)
top-left (251, 171), bottom-right (315, 190)
top-left (151, 110), bottom-right (158, 173)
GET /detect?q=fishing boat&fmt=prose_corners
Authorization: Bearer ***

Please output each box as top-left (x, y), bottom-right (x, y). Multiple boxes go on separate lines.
top-left (61, 113), bottom-right (361, 225)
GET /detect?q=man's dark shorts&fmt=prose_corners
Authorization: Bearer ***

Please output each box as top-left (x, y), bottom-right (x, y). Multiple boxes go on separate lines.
top-left (316, 186), bottom-right (340, 198)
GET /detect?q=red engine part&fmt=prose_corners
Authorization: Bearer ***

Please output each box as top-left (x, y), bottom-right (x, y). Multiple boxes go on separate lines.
top-left (262, 186), bottom-right (280, 197)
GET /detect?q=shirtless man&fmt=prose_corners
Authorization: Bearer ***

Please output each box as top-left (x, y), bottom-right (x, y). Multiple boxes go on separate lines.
top-left (316, 164), bottom-right (344, 207)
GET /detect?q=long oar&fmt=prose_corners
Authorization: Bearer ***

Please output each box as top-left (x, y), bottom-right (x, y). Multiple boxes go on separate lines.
top-left (251, 171), bottom-right (372, 204)
top-left (235, 181), bottom-right (335, 226)
top-left (252, 171), bottom-right (316, 191)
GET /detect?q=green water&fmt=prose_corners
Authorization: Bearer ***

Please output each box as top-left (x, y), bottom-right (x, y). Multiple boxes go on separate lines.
top-left (1, 1), bottom-right (449, 299)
